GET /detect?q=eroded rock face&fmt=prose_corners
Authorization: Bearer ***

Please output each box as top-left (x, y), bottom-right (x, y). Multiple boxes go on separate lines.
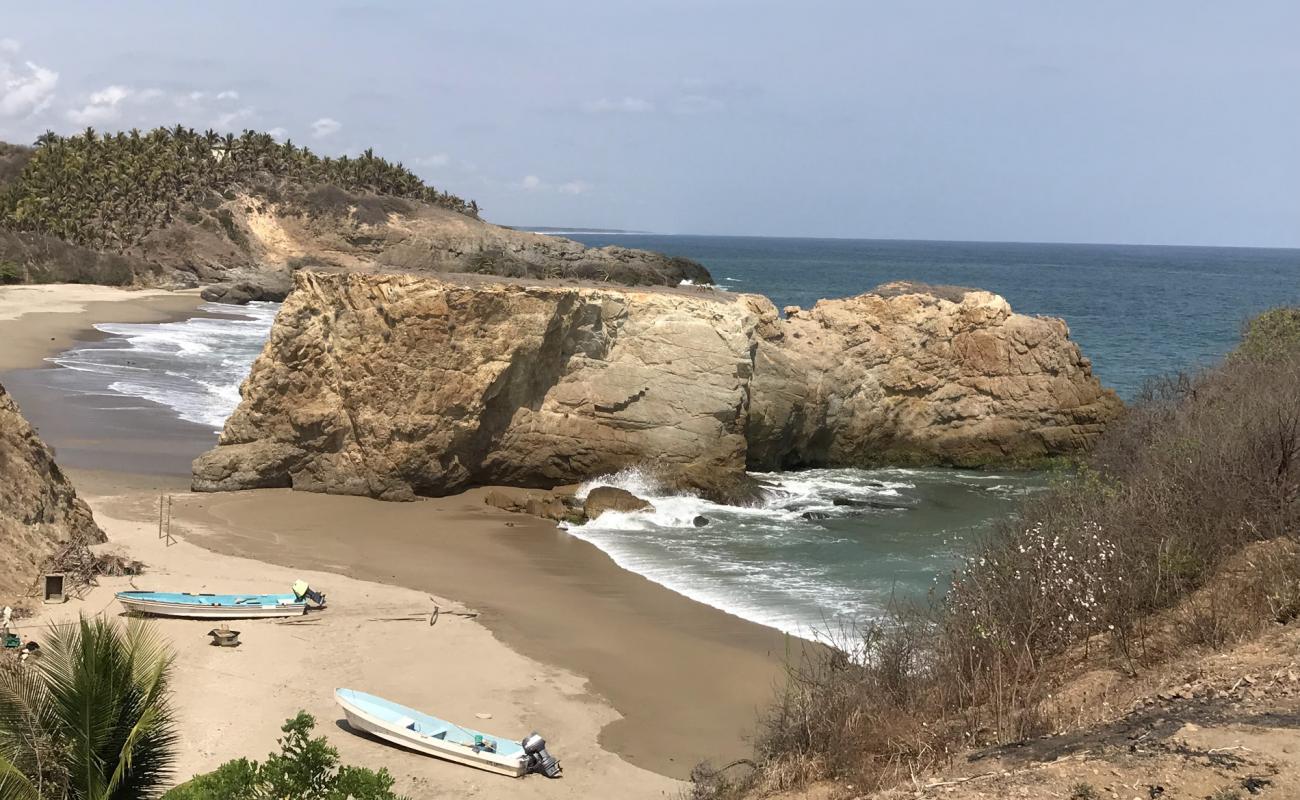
top-left (0, 382), bottom-right (103, 598)
top-left (747, 282), bottom-right (1124, 468)
top-left (193, 274), bottom-right (1121, 501)
top-left (194, 272), bottom-right (761, 500)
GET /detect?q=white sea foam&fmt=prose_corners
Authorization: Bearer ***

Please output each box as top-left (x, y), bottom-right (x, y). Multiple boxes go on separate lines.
top-left (48, 301), bottom-right (278, 431)
top-left (562, 466), bottom-right (960, 636)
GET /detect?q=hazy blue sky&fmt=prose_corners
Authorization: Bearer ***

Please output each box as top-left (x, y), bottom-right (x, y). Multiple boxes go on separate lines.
top-left (1, 2), bottom-right (1296, 246)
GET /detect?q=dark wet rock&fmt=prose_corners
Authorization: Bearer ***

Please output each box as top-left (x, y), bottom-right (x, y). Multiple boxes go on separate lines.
top-left (693, 515), bottom-right (710, 527)
top-left (584, 486), bottom-right (655, 519)
top-left (801, 511), bottom-right (832, 521)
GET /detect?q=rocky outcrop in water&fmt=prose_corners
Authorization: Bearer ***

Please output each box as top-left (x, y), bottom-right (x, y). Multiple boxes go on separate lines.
top-left (747, 282), bottom-right (1123, 468)
top-left (192, 273), bottom-right (1121, 501)
top-left (0, 382), bottom-right (104, 598)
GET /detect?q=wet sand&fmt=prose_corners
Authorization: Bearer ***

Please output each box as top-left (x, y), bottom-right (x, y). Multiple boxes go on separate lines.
top-left (0, 284), bottom-right (205, 371)
top-left (172, 488), bottom-right (790, 777)
top-left (0, 284), bottom-right (791, 780)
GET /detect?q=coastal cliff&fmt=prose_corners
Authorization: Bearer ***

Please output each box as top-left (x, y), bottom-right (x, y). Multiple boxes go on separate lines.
top-left (193, 273), bottom-right (1121, 500)
top-left (0, 382), bottom-right (103, 598)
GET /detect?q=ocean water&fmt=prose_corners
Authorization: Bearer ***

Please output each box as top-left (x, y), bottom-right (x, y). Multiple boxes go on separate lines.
top-left (41, 237), bottom-right (1300, 636)
top-left (48, 301), bottom-right (280, 432)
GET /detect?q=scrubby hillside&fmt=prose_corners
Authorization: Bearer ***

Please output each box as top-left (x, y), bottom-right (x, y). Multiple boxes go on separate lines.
top-left (0, 127), bottom-right (711, 293)
top-left (699, 308), bottom-right (1300, 800)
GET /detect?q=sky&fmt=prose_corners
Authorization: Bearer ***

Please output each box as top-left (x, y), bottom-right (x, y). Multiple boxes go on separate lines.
top-left (1, 2), bottom-right (1297, 247)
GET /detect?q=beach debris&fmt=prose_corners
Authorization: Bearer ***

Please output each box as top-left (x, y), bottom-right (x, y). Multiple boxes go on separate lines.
top-left (475, 712), bottom-right (493, 720)
top-left (207, 625), bottom-right (242, 647)
top-left (30, 539), bottom-right (144, 601)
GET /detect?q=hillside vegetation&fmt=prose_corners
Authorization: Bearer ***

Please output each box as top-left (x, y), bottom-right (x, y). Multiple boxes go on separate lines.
top-left (0, 126), bottom-right (709, 291)
top-left (702, 308), bottom-right (1300, 799)
top-left (0, 127), bottom-right (476, 253)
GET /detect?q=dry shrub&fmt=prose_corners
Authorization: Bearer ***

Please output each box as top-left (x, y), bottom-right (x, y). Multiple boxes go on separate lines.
top-left (712, 312), bottom-right (1300, 797)
top-left (749, 621), bottom-right (957, 795)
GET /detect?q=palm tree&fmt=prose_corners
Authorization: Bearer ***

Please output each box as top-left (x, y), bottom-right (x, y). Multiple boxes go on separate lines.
top-left (0, 617), bottom-right (177, 800)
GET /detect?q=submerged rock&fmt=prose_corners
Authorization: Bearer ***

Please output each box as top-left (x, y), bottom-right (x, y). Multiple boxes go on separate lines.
top-left (802, 511), bottom-right (832, 521)
top-left (693, 515), bottom-right (710, 527)
top-left (584, 487), bottom-right (655, 520)
top-left (193, 273), bottom-right (1121, 502)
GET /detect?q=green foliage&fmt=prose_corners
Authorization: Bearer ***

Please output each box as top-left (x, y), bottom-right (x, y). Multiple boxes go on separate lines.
top-left (0, 261), bottom-right (20, 284)
top-left (0, 127), bottom-right (478, 255)
top-left (161, 712), bottom-right (404, 800)
top-left (0, 616), bottom-right (177, 800)
top-left (1237, 307), bottom-right (1300, 362)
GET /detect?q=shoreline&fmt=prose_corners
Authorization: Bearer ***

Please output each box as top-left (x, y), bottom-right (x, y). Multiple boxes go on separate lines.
top-left (0, 284), bottom-right (789, 780)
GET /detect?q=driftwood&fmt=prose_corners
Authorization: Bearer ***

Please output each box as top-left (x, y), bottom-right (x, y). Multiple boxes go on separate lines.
top-left (29, 539), bottom-right (144, 600)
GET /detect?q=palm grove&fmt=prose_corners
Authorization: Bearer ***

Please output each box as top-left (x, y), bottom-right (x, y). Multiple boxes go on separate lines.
top-left (0, 126), bottom-right (478, 254)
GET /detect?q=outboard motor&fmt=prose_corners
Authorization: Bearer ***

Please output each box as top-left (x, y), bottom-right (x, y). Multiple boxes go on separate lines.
top-left (291, 580), bottom-right (327, 608)
top-left (521, 732), bottom-right (562, 778)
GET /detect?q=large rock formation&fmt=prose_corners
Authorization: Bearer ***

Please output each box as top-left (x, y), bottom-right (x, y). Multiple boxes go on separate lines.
top-left (193, 273), bottom-right (1122, 501)
top-left (0, 382), bottom-right (104, 598)
top-left (194, 272), bottom-right (761, 500)
top-left (747, 282), bottom-right (1123, 468)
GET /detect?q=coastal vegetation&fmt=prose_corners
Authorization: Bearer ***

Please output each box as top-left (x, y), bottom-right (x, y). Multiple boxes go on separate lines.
top-left (162, 712), bottom-right (403, 800)
top-left (0, 616), bottom-right (403, 799)
top-left (0, 617), bottom-right (177, 800)
top-left (0, 127), bottom-right (477, 255)
top-left (701, 307), bottom-right (1300, 797)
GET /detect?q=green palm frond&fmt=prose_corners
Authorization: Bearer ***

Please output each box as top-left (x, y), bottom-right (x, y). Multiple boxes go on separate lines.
top-left (0, 616), bottom-right (178, 800)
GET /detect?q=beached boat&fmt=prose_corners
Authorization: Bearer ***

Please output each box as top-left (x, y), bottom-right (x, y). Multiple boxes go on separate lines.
top-left (115, 590), bottom-right (308, 619)
top-left (335, 688), bottom-right (561, 778)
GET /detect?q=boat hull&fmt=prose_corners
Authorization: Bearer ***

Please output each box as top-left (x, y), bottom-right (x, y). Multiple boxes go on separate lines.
top-left (336, 690), bottom-right (527, 777)
top-left (116, 593), bottom-right (307, 619)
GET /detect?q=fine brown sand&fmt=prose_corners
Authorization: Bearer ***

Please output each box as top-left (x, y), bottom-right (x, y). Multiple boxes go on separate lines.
top-left (1, 284), bottom-right (792, 786)
top-left (0, 284), bottom-right (205, 371)
top-left (171, 487), bottom-right (790, 778)
top-left (28, 487), bottom-right (682, 799)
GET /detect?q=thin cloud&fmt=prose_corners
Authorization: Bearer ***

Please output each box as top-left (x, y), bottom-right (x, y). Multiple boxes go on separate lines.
top-left (311, 117), bottom-right (341, 138)
top-left (414, 152), bottom-right (450, 167)
top-left (0, 55), bottom-right (58, 118)
top-left (582, 96), bottom-right (654, 114)
top-left (66, 84), bottom-right (132, 124)
top-left (521, 174), bottom-right (541, 190)
top-left (216, 89), bottom-right (240, 101)
top-left (213, 106), bottom-right (254, 130)
top-left (558, 180), bottom-right (592, 195)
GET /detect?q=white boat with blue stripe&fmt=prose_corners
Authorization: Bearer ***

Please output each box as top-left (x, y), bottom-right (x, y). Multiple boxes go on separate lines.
top-left (116, 590), bottom-right (308, 619)
top-left (335, 688), bottom-right (561, 778)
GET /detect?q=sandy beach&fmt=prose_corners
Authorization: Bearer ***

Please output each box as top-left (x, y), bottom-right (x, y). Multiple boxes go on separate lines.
top-left (0, 284), bottom-right (789, 792)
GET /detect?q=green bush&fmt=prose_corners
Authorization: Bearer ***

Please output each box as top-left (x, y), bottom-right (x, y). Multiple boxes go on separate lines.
top-left (1237, 307), bottom-right (1300, 362)
top-left (0, 260), bottom-right (20, 284)
top-left (162, 712), bottom-right (405, 800)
